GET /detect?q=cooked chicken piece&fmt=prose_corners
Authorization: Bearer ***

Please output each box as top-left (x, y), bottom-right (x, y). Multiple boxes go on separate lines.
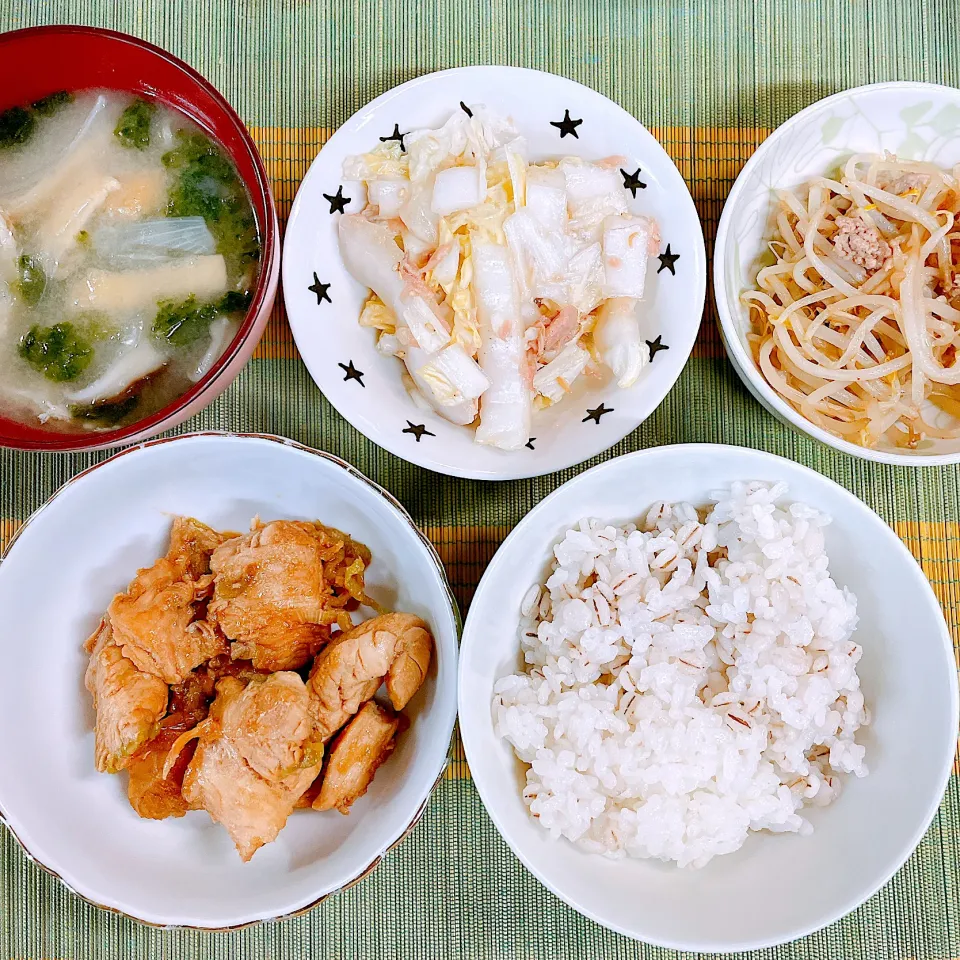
top-left (166, 516), bottom-right (229, 579)
top-left (126, 728), bottom-right (194, 820)
top-left (307, 630), bottom-right (392, 740)
top-left (107, 517), bottom-right (233, 684)
top-left (222, 672), bottom-right (324, 781)
top-left (384, 617), bottom-right (433, 710)
top-left (237, 620), bottom-right (330, 675)
top-left (307, 613), bottom-right (433, 739)
top-left (210, 520), bottom-right (325, 617)
top-left (184, 736), bottom-right (318, 861)
top-left (84, 618), bottom-right (168, 774)
top-left (125, 657), bottom-right (232, 820)
top-left (314, 701), bottom-right (401, 814)
top-left (108, 556), bottom-right (225, 684)
top-left (208, 520), bottom-right (332, 670)
top-left (180, 675), bottom-right (323, 861)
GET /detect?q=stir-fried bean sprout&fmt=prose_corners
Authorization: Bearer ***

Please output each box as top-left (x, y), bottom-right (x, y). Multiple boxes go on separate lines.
top-left (743, 153), bottom-right (960, 449)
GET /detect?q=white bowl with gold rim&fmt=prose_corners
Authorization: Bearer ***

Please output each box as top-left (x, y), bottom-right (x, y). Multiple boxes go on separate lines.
top-left (0, 433), bottom-right (459, 927)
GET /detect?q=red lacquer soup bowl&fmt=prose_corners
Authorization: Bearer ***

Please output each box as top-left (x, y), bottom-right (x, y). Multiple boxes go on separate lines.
top-left (0, 26), bottom-right (279, 451)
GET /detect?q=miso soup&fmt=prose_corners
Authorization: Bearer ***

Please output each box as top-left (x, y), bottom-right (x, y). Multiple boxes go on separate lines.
top-left (0, 89), bottom-right (260, 432)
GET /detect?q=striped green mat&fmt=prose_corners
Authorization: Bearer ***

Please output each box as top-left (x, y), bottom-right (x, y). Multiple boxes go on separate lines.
top-left (2, 1), bottom-right (960, 957)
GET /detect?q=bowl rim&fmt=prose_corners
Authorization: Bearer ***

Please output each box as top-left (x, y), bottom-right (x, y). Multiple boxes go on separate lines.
top-left (0, 25), bottom-right (279, 453)
top-left (458, 441), bottom-right (960, 951)
top-left (282, 63), bottom-right (706, 481)
top-left (713, 79), bottom-right (960, 467)
top-left (0, 430), bottom-right (461, 929)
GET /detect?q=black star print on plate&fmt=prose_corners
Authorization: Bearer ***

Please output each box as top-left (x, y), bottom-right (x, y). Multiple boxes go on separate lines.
top-left (322, 185), bottom-right (350, 214)
top-left (646, 335), bottom-right (669, 361)
top-left (460, 101), bottom-right (473, 117)
top-left (308, 273), bottom-right (331, 304)
top-left (380, 123), bottom-right (407, 151)
top-left (657, 244), bottom-right (680, 275)
top-left (550, 109), bottom-right (583, 139)
top-left (582, 403), bottom-right (613, 424)
top-left (338, 361), bottom-right (365, 386)
top-left (402, 421), bottom-right (435, 442)
top-left (620, 167), bottom-right (647, 197)
top-left (525, 437), bottom-right (536, 450)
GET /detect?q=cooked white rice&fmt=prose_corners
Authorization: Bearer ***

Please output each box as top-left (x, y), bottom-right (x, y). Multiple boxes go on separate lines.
top-left (493, 481), bottom-right (868, 868)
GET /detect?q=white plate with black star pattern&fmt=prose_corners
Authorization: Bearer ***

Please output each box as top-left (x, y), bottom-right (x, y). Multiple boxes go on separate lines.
top-left (283, 66), bottom-right (705, 480)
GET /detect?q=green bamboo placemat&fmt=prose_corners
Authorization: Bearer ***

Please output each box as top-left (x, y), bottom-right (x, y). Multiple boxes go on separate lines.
top-left (2, 1), bottom-right (960, 957)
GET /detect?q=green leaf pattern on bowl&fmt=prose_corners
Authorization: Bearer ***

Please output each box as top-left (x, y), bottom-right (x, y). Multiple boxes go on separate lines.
top-left (728, 91), bottom-right (960, 340)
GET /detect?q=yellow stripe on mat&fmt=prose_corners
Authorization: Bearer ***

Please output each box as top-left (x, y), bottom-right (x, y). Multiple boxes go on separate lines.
top-left (894, 520), bottom-right (960, 777)
top-left (245, 125), bottom-right (772, 363)
top-left (0, 518), bottom-right (19, 555)
top-left (7, 517), bottom-right (953, 780)
top-left (420, 524), bottom-right (512, 614)
top-left (247, 125), bottom-right (333, 362)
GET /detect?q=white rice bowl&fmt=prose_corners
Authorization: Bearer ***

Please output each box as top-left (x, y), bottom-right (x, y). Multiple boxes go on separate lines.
top-left (458, 445), bottom-right (958, 951)
top-left (493, 481), bottom-right (868, 868)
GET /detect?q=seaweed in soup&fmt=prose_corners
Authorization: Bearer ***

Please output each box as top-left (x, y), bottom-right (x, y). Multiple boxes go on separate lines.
top-left (32, 91), bottom-right (74, 116)
top-left (19, 322), bottom-right (94, 382)
top-left (114, 99), bottom-right (156, 150)
top-left (0, 91), bottom-right (75, 149)
top-left (153, 292), bottom-right (250, 347)
top-left (15, 255), bottom-right (45, 305)
top-left (70, 395), bottom-right (140, 425)
top-left (162, 131), bottom-right (260, 273)
top-left (0, 107), bottom-right (35, 149)
top-left (0, 89), bottom-right (262, 434)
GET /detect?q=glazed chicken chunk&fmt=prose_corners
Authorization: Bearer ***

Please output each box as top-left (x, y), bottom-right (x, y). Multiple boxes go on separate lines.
top-left (308, 613), bottom-right (433, 739)
top-left (181, 674), bottom-right (324, 861)
top-left (223, 671), bottom-right (324, 780)
top-left (126, 728), bottom-right (193, 820)
top-left (167, 516), bottom-right (231, 579)
top-left (107, 517), bottom-right (229, 685)
top-left (208, 520), bottom-right (332, 671)
top-left (315, 700), bottom-right (401, 814)
top-left (84, 618), bottom-right (169, 774)
top-left (108, 557), bottom-right (225, 684)
top-left (125, 658), bottom-right (227, 820)
top-left (83, 512), bottom-right (429, 859)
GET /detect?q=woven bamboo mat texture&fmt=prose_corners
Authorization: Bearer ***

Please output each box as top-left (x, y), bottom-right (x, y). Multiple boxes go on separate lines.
top-left (1, 0), bottom-right (960, 957)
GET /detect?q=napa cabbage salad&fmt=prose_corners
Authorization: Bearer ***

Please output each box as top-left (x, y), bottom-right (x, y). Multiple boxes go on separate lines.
top-left (338, 104), bottom-right (660, 450)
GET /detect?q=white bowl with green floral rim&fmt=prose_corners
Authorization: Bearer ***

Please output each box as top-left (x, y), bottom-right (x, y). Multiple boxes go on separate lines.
top-left (714, 81), bottom-right (960, 465)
